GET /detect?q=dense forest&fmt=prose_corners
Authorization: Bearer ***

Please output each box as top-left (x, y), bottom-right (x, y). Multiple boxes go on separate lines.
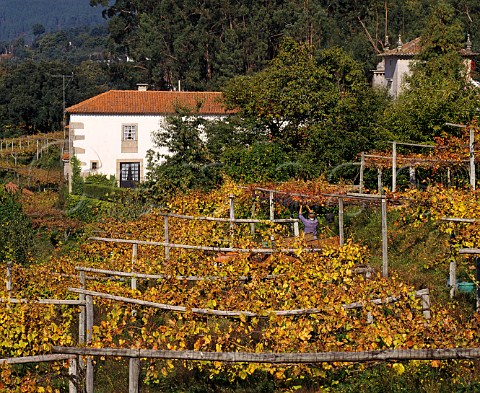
top-left (0, 0), bottom-right (105, 42)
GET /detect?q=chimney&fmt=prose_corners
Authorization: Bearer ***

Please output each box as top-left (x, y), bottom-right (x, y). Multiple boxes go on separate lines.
top-left (137, 83), bottom-right (148, 91)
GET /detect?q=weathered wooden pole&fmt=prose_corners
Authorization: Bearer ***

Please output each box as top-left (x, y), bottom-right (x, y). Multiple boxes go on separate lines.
top-left (338, 198), bottom-right (344, 247)
top-left (359, 152), bottom-right (365, 193)
top-left (476, 257), bottom-right (480, 311)
top-left (392, 142), bottom-right (397, 192)
top-left (229, 194), bottom-right (235, 245)
top-left (129, 358), bottom-right (140, 393)
top-left (419, 288), bottom-right (431, 319)
top-left (470, 126), bottom-right (476, 190)
top-left (293, 221), bottom-right (299, 237)
top-left (131, 243), bottom-right (138, 291)
top-left (6, 262), bottom-right (12, 299)
top-left (409, 167), bottom-right (416, 187)
top-left (164, 215), bottom-right (170, 261)
top-left (382, 197), bottom-right (388, 278)
top-left (377, 168), bottom-right (382, 195)
top-left (251, 193), bottom-right (256, 236)
top-left (449, 260), bottom-right (457, 299)
top-left (69, 357), bottom-right (78, 393)
top-left (78, 271), bottom-right (86, 345)
top-left (131, 243), bottom-right (138, 317)
top-left (78, 270), bottom-right (86, 377)
top-left (269, 191), bottom-right (274, 221)
top-left (85, 295), bottom-right (94, 393)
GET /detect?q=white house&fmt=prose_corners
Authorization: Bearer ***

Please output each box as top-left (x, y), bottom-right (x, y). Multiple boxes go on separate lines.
top-left (373, 35), bottom-right (477, 98)
top-left (66, 86), bottom-right (232, 187)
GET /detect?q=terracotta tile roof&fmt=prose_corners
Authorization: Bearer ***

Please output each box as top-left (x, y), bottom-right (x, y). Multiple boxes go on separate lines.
top-left (381, 37), bottom-right (478, 57)
top-left (381, 37), bottom-right (422, 57)
top-left (66, 90), bottom-right (234, 115)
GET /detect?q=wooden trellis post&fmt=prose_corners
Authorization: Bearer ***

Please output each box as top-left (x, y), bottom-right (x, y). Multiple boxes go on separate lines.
top-left (78, 271), bottom-right (86, 344)
top-left (377, 168), bottom-right (382, 195)
top-left (470, 126), bottom-right (476, 191)
top-left (269, 191), bottom-right (274, 221)
top-left (129, 358), bottom-right (140, 393)
top-left (6, 262), bottom-right (12, 299)
top-left (131, 243), bottom-right (138, 317)
top-left (164, 215), bottom-right (170, 261)
top-left (85, 295), bottom-right (94, 393)
top-left (251, 194), bottom-right (256, 236)
top-left (409, 167), bottom-right (416, 187)
top-left (69, 357), bottom-right (78, 393)
top-left (382, 196), bottom-right (388, 278)
top-left (229, 194), bottom-right (235, 243)
top-left (449, 260), bottom-right (457, 299)
top-left (338, 198), bottom-right (344, 247)
top-left (131, 243), bottom-right (137, 291)
top-left (392, 142), bottom-right (397, 192)
top-left (293, 221), bottom-right (299, 237)
top-left (476, 257), bottom-right (480, 311)
top-left (359, 152), bottom-right (365, 193)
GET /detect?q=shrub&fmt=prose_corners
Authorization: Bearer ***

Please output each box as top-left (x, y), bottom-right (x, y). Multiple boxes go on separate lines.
top-left (221, 142), bottom-right (300, 183)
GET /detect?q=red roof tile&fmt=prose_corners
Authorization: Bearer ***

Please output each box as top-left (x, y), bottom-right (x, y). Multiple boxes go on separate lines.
top-left (66, 90), bottom-right (233, 115)
top-left (382, 37), bottom-right (422, 56)
top-left (381, 37), bottom-right (478, 57)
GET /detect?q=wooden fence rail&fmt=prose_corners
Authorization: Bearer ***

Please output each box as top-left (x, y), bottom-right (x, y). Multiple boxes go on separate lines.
top-left (89, 236), bottom-right (323, 254)
top-left (159, 212), bottom-right (299, 224)
top-left (68, 287), bottom-right (430, 319)
top-left (73, 265), bottom-right (374, 282)
top-left (52, 345), bottom-right (480, 363)
top-left (0, 298), bottom-right (84, 305)
top-left (74, 266), bottom-right (281, 282)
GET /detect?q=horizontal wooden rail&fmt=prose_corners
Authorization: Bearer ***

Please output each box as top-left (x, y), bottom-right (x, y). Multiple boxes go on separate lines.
top-left (346, 193), bottom-right (386, 199)
top-left (0, 354), bottom-right (76, 365)
top-left (458, 248), bottom-right (480, 255)
top-left (0, 298), bottom-right (85, 306)
top-left (74, 266), bottom-right (370, 281)
top-left (441, 217), bottom-right (479, 223)
top-left (89, 237), bottom-right (323, 254)
top-left (52, 346), bottom-right (480, 363)
top-left (74, 266), bottom-right (280, 282)
top-left (159, 212), bottom-right (299, 224)
top-left (387, 141), bottom-right (436, 148)
top-left (68, 288), bottom-right (429, 318)
top-left (68, 288), bottom-right (315, 317)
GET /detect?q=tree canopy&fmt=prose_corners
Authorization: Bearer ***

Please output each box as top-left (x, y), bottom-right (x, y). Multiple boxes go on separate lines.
top-left (222, 39), bottom-right (390, 174)
top-left (380, 2), bottom-right (480, 142)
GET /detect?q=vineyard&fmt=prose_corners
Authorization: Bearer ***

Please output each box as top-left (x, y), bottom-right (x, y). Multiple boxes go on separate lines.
top-left (2, 172), bottom-right (480, 392)
top-left (0, 132), bottom-right (65, 189)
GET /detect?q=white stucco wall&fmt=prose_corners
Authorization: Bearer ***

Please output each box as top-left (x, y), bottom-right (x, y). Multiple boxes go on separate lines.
top-left (383, 57), bottom-right (412, 98)
top-left (69, 113), bottom-right (222, 185)
top-left (70, 114), bottom-right (165, 181)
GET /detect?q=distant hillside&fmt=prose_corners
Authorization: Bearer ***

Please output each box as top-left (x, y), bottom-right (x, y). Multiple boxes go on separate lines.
top-left (0, 0), bottom-right (106, 42)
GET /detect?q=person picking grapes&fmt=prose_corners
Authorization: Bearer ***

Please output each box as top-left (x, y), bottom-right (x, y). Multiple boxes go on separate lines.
top-left (299, 204), bottom-right (318, 243)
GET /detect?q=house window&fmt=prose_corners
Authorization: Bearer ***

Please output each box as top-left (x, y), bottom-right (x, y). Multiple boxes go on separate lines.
top-left (91, 161), bottom-right (98, 170)
top-left (121, 124), bottom-right (138, 153)
top-left (119, 162), bottom-right (140, 188)
top-left (123, 125), bottom-right (137, 141)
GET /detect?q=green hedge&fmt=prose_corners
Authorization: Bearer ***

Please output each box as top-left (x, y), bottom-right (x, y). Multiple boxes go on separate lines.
top-left (83, 183), bottom-right (126, 200)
